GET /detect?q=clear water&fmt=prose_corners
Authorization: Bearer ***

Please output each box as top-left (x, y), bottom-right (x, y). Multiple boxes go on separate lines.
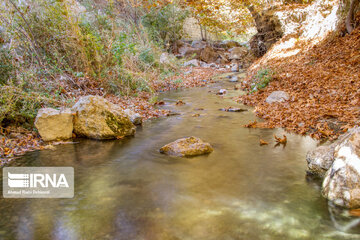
top-left (1, 73), bottom-right (360, 240)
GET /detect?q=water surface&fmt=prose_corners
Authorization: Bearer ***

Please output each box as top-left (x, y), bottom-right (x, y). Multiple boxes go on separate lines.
top-left (1, 73), bottom-right (360, 240)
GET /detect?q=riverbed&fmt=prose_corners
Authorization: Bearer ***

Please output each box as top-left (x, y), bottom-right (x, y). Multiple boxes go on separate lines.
top-left (0, 72), bottom-right (359, 240)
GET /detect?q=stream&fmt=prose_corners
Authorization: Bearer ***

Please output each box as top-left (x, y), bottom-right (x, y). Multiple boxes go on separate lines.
top-left (1, 72), bottom-right (360, 240)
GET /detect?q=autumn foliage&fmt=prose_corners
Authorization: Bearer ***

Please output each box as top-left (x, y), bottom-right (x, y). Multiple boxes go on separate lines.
top-left (238, 27), bottom-right (360, 140)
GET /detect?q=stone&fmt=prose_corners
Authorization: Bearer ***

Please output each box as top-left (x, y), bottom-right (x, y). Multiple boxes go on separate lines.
top-left (71, 95), bottom-right (136, 140)
top-left (322, 132), bottom-right (360, 208)
top-left (124, 109), bottom-right (142, 125)
top-left (160, 136), bottom-right (213, 157)
top-left (191, 40), bottom-right (207, 49)
top-left (35, 108), bottom-right (73, 141)
top-left (200, 46), bottom-right (219, 63)
top-left (184, 59), bottom-right (200, 67)
top-left (229, 76), bottom-right (239, 82)
top-left (220, 40), bottom-right (241, 49)
top-left (306, 145), bottom-right (335, 178)
top-left (179, 46), bottom-right (201, 59)
top-left (229, 47), bottom-right (248, 60)
top-left (217, 89), bottom-right (227, 95)
top-left (306, 127), bottom-right (360, 178)
top-left (160, 53), bottom-right (170, 64)
top-left (265, 91), bottom-right (289, 103)
top-left (231, 63), bottom-right (239, 72)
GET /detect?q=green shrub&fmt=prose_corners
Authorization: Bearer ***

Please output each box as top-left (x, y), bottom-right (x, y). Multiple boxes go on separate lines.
top-left (142, 3), bottom-right (188, 46)
top-left (0, 48), bottom-right (14, 85)
top-left (0, 86), bottom-right (57, 127)
top-left (250, 68), bottom-right (274, 93)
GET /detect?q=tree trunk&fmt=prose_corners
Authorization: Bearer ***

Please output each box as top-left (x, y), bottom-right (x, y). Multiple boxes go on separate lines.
top-left (346, 0), bottom-right (360, 34)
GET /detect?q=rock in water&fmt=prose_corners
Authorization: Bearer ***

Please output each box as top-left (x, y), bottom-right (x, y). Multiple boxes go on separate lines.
top-left (72, 95), bottom-right (135, 140)
top-left (322, 132), bottom-right (360, 208)
top-left (124, 109), bottom-right (142, 125)
top-left (265, 91), bottom-right (289, 103)
top-left (231, 63), bottom-right (239, 72)
top-left (35, 108), bottom-right (73, 141)
top-left (306, 145), bottom-right (335, 178)
top-left (306, 127), bottom-right (360, 177)
top-left (160, 136), bottom-right (213, 157)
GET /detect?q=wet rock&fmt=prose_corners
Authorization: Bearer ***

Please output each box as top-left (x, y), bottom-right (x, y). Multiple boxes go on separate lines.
top-left (306, 146), bottom-right (335, 177)
top-left (322, 132), bottom-right (360, 208)
top-left (265, 91), bottom-right (289, 103)
top-left (184, 59), bottom-right (200, 67)
top-left (217, 89), bottom-right (227, 95)
top-left (72, 95), bottom-right (135, 140)
top-left (229, 76), bottom-right (239, 82)
top-left (160, 136), bottom-right (213, 157)
top-left (306, 127), bottom-right (360, 178)
top-left (35, 108), bottom-right (73, 141)
top-left (229, 47), bottom-right (248, 60)
top-left (166, 112), bottom-right (181, 116)
top-left (219, 107), bottom-right (247, 112)
top-left (124, 109), bottom-right (142, 125)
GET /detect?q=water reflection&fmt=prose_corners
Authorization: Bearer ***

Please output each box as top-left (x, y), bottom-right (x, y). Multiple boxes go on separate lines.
top-left (0, 73), bottom-right (359, 239)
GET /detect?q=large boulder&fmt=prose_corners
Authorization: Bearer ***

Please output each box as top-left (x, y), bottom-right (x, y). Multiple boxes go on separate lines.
top-left (229, 47), bottom-right (248, 60)
top-left (220, 40), bottom-right (241, 49)
top-left (160, 136), bottom-right (213, 157)
top-left (200, 46), bottom-right (219, 63)
top-left (35, 108), bottom-right (73, 141)
top-left (179, 46), bottom-right (201, 59)
top-left (265, 91), bottom-right (289, 104)
top-left (191, 40), bottom-right (207, 49)
top-left (322, 132), bottom-right (360, 208)
top-left (306, 127), bottom-right (360, 177)
top-left (306, 145), bottom-right (335, 177)
top-left (72, 96), bottom-right (136, 140)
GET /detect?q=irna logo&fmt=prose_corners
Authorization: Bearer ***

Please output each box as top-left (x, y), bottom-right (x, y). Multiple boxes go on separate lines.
top-left (8, 172), bottom-right (69, 188)
top-left (3, 167), bottom-right (74, 198)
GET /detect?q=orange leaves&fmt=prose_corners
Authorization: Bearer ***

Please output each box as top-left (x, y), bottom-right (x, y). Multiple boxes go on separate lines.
top-left (259, 139), bottom-right (269, 145)
top-left (237, 26), bottom-right (360, 140)
top-left (274, 134), bottom-right (287, 145)
top-left (244, 120), bottom-right (258, 128)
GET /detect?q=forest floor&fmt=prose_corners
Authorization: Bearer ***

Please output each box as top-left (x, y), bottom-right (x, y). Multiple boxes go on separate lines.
top-left (237, 26), bottom-right (360, 141)
top-left (0, 67), bottom-right (226, 164)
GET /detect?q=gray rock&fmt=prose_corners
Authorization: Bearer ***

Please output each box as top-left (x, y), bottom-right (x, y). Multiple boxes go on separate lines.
top-left (124, 109), bottom-right (142, 125)
top-left (265, 91), bottom-right (289, 103)
top-left (35, 108), bottom-right (73, 141)
top-left (322, 131), bottom-right (360, 208)
top-left (72, 96), bottom-right (135, 140)
top-left (191, 40), bottom-right (207, 49)
top-left (306, 145), bottom-right (335, 177)
top-left (184, 59), bottom-right (200, 67)
top-left (229, 76), bottom-right (239, 82)
top-left (306, 127), bottom-right (360, 178)
top-left (231, 63), bottom-right (239, 72)
top-left (160, 53), bottom-right (170, 64)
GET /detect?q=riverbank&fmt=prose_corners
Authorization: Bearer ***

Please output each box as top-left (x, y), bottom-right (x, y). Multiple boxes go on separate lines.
top-left (0, 67), bottom-right (226, 164)
top-left (237, 27), bottom-right (360, 140)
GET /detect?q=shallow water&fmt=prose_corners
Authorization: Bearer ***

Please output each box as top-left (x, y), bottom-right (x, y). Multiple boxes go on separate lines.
top-left (1, 73), bottom-right (360, 240)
